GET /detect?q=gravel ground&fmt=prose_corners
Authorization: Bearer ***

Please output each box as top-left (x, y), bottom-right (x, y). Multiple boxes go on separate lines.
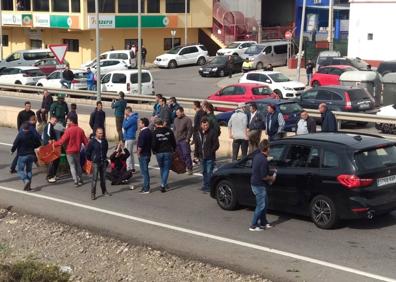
top-left (0, 208), bottom-right (270, 282)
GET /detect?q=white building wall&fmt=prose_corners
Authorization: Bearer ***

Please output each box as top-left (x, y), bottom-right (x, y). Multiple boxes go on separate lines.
top-left (348, 1), bottom-right (396, 62)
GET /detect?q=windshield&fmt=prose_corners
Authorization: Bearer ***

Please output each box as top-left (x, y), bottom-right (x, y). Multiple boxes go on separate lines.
top-left (167, 46), bottom-right (182, 54)
top-left (22, 69), bottom-right (45, 77)
top-left (209, 56), bottom-right (227, 64)
top-left (245, 45), bottom-right (264, 55)
top-left (279, 103), bottom-right (303, 114)
top-left (355, 145), bottom-right (396, 171)
top-left (268, 73), bottom-right (291, 82)
top-left (226, 43), bottom-right (240, 49)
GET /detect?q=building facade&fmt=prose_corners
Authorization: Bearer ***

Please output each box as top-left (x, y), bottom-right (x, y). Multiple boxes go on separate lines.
top-left (0, 0), bottom-right (213, 67)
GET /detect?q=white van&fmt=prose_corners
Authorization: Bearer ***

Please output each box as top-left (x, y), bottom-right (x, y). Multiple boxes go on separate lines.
top-left (81, 50), bottom-right (136, 69)
top-left (101, 70), bottom-right (155, 96)
top-left (0, 49), bottom-right (54, 69)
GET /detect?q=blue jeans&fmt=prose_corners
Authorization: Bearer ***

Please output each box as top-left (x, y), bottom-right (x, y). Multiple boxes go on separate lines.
top-left (202, 159), bottom-right (215, 191)
top-left (60, 79), bottom-right (71, 89)
top-left (251, 185), bottom-right (269, 227)
top-left (17, 155), bottom-right (35, 184)
top-left (306, 73), bottom-right (312, 86)
top-left (138, 155), bottom-right (150, 191)
top-left (156, 152), bottom-right (172, 187)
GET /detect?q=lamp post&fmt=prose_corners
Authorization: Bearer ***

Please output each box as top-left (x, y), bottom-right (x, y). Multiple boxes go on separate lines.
top-left (137, 0), bottom-right (142, 95)
top-left (95, 0), bottom-right (101, 101)
top-left (328, 0), bottom-right (334, 51)
top-left (171, 29), bottom-right (176, 49)
top-left (184, 0), bottom-right (188, 45)
top-left (296, 0), bottom-right (307, 82)
top-left (0, 0), bottom-right (3, 61)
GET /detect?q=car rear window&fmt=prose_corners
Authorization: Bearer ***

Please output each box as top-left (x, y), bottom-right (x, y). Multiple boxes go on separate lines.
top-left (74, 72), bottom-right (88, 79)
top-left (355, 145), bottom-right (396, 171)
top-left (22, 69), bottom-right (45, 77)
top-left (279, 103), bottom-right (303, 114)
top-left (347, 89), bottom-right (371, 101)
top-left (252, 87), bottom-right (272, 95)
top-left (23, 52), bottom-right (53, 61)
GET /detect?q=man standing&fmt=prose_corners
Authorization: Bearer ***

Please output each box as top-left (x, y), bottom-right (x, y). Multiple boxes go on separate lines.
top-left (86, 128), bottom-right (112, 200)
top-left (173, 107), bottom-right (193, 175)
top-left (137, 118), bottom-right (152, 193)
top-left (247, 103), bottom-right (264, 153)
top-left (319, 103), bottom-right (338, 132)
top-left (203, 102), bottom-right (220, 136)
top-left (265, 104), bottom-right (285, 142)
top-left (228, 104), bottom-right (248, 161)
top-left (168, 97), bottom-right (180, 127)
top-left (195, 118), bottom-right (219, 193)
top-left (111, 93), bottom-right (127, 141)
top-left (61, 64), bottom-right (74, 89)
top-left (89, 101), bottom-right (106, 137)
top-left (50, 94), bottom-right (69, 126)
top-left (67, 103), bottom-right (78, 125)
top-left (54, 116), bottom-right (88, 187)
top-left (86, 67), bottom-right (95, 91)
top-left (36, 90), bottom-right (53, 126)
top-left (159, 97), bottom-right (171, 127)
top-left (17, 101), bottom-right (35, 130)
top-left (249, 140), bottom-right (275, 231)
top-left (305, 60), bottom-right (314, 86)
top-left (296, 111), bottom-right (316, 135)
top-left (152, 119), bottom-right (176, 192)
top-left (226, 55), bottom-right (234, 78)
top-left (11, 122), bottom-right (41, 191)
top-left (192, 101), bottom-right (206, 163)
top-left (43, 116), bottom-right (60, 183)
top-left (152, 94), bottom-right (163, 118)
top-left (122, 106), bottom-right (138, 173)
top-left (141, 45), bottom-right (147, 67)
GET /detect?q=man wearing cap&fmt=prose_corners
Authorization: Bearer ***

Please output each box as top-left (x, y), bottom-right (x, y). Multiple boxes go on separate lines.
top-left (50, 94), bottom-right (69, 126)
top-left (228, 103), bottom-right (248, 161)
top-left (265, 104), bottom-right (285, 142)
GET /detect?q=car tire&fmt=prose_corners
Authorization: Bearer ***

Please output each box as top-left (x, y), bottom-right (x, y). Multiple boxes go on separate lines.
top-left (168, 60), bottom-right (177, 69)
top-left (274, 89), bottom-right (283, 99)
top-left (312, 81), bottom-right (320, 88)
top-left (219, 70), bottom-right (225, 77)
top-left (232, 53), bottom-right (238, 56)
top-left (216, 180), bottom-right (238, 210)
top-left (310, 195), bottom-right (339, 229)
top-left (197, 57), bottom-right (206, 66)
top-left (256, 62), bottom-right (263, 70)
top-left (36, 83), bottom-right (43, 87)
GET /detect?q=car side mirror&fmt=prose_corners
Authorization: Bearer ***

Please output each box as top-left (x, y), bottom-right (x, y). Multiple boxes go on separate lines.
top-left (262, 52), bottom-right (266, 55)
top-left (216, 91), bottom-right (221, 96)
top-left (266, 79), bottom-right (271, 83)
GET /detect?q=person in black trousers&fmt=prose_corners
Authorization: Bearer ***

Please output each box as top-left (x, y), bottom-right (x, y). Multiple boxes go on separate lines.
top-left (86, 128), bottom-right (112, 200)
top-left (36, 90), bottom-right (53, 125)
top-left (89, 101), bottom-right (106, 137)
top-left (43, 116), bottom-right (60, 183)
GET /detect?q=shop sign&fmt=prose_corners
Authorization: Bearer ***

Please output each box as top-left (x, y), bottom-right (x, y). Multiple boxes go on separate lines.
top-left (22, 14), bottom-right (33, 27)
top-left (50, 15), bottom-right (79, 29)
top-left (2, 14), bottom-right (22, 25)
top-left (33, 14), bottom-right (50, 28)
top-left (115, 15), bottom-right (178, 28)
top-left (88, 15), bottom-right (115, 29)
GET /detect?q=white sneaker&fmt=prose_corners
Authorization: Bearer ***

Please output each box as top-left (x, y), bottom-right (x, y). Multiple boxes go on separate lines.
top-left (260, 224), bottom-right (272, 230)
top-left (129, 185), bottom-right (135, 190)
top-left (249, 226), bottom-right (263, 232)
top-left (47, 177), bottom-right (56, 183)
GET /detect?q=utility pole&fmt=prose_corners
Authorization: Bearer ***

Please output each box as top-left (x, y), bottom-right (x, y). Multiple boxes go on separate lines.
top-left (296, 0), bottom-right (307, 82)
top-left (184, 0), bottom-right (188, 45)
top-left (137, 0), bottom-right (142, 95)
top-left (328, 0), bottom-right (334, 51)
top-left (95, 0), bottom-right (101, 101)
top-left (0, 0), bottom-right (3, 61)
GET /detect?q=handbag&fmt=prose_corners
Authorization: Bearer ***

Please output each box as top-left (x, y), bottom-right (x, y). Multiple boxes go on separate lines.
top-left (170, 151), bottom-right (186, 174)
top-left (83, 160), bottom-right (93, 175)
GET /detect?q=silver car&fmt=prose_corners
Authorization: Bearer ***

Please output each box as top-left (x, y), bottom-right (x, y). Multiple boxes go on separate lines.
top-left (242, 41), bottom-right (289, 71)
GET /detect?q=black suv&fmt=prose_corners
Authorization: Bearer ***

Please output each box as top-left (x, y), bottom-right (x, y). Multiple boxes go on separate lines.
top-left (210, 133), bottom-right (396, 229)
top-left (299, 86), bottom-right (376, 113)
top-left (319, 57), bottom-right (371, 71)
top-left (377, 61), bottom-right (396, 76)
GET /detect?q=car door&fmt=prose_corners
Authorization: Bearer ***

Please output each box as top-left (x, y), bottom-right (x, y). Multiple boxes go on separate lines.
top-left (110, 73), bottom-right (127, 94)
top-left (100, 73), bottom-right (112, 92)
top-left (141, 72), bottom-right (153, 95)
top-left (233, 157), bottom-right (256, 207)
top-left (316, 90), bottom-right (335, 110)
top-left (327, 67), bottom-right (343, 85)
top-left (46, 71), bottom-right (62, 88)
top-left (300, 89), bottom-right (319, 109)
top-left (1, 68), bottom-right (20, 84)
top-left (216, 85), bottom-right (246, 103)
top-left (273, 44), bottom-right (288, 66)
top-left (261, 46), bottom-right (274, 66)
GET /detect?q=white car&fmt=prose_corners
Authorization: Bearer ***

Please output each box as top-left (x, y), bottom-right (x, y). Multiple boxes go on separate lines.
top-left (239, 71), bottom-right (306, 99)
top-left (216, 41), bottom-right (256, 57)
top-left (81, 50), bottom-right (136, 69)
top-left (375, 104), bottom-right (396, 134)
top-left (154, 44), bottom-right (208, 69)
top-left (91, 59), bottom-right (129, 77)
top-left (0, 66), bottom-right (46, 85)
top-left (101, 69), bottom-right (155, 96)
top-left (36, 69), bottom-right (88, 90)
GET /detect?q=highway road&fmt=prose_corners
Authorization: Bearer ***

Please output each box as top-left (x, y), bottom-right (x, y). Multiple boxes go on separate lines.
top-left (0, 127), bottom-right (395, 282)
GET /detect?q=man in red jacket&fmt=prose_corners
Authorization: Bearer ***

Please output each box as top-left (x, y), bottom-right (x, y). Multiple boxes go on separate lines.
top-left (54, 116), bottom-right (88, 186)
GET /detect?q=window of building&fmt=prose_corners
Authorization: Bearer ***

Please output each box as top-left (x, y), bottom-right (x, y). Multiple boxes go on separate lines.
top-left (147, 0), bottom-right (160, 13)
top-left (33, 0), bottom-right (49, 11)
top-left (2, 0), bottom-right (13, 10)
top-left (1, 35), bottom-right (9, 47)
top-left (16, 0), bottom-right (31, 10)
top-left (166, 0), bottom-right (190, 13)
top-left (164, 38), bottom-right (181, 50)
top-left (118, 0), bottom-right (144, 13)
top-left (51, 0), bottom-right (69, 12)
top-left (63, 39), bottom-right (79, 52)
top-left (30, 39), bottom-right (42, 49)
top-left (88, 0), bottom-right (115, 13)
top-left (71, 0), bottom-right (80, 12)
top-left (125, 39), bottom-right (143, 49)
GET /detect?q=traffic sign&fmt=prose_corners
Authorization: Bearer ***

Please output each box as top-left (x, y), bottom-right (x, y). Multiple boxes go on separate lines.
top-left (285, 30), bottom-right (293, 40)
top-left (49, 44), bottom-right (68, 64)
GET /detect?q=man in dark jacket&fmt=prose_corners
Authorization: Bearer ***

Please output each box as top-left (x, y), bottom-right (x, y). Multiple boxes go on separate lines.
top-left (86, 128), bottom-right (112, 200)
top-left (247, 102), bottom-right (265, 153)
top-left (111, 92), bottom-right (127, 141)
top-left (265, 104), bottom-right (285, 142)
top-left (158, 97), bottom-right (171, 127)
top-left (17, 101), bottom-right (35, 130)
top-left (192, 101), bottom-right (206, 163)
top-left (168, 97), bottom-right (180, 126)
top-left (11, 122), bottom-right (41, 191)
top-left (296, 111), bottom-right (316, 135)
top-left (152, 118), bottom-right (176, 192)
top-left (43, 116), bottom-right (60, 183)
top-left (226, 55), bottom-right (234, 78)
top-left (137, 118), bottom-right (152, 193)
top-left (50, 94), bottom-right (69, 126)
top-left (61, 64), bottom-right (74, 89)
top-left (89, 101), bottom-right (106, 137)
top-left (319, 103), bottom-right (338, 132)
top-left (195, 118), bottom-right (220, 192)
top-left (305, 60), bottom-right (314, 86)
top-left (36, 90), bottom-right (53, 124)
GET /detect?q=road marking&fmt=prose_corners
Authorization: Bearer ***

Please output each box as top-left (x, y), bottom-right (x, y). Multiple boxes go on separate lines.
top-left (0, 185), bottom-right (394, 282)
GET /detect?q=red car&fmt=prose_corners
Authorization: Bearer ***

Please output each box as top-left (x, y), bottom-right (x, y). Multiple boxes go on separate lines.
top-left (310, 65), bottom-right (357, 87)
top-left (208, 83), bottom-right (278, 112)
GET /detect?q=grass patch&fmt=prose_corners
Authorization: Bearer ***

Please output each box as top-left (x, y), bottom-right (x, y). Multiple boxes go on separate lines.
top-left (0, 260), bottom-right (70, 282)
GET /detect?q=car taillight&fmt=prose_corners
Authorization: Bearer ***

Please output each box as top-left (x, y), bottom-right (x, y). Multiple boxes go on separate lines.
top-left (337, 174), bottom-right (374, 189)
top-left (344, 92), bottom-right (352, 110)
top-left (127, 83), bottom-right (130, 91)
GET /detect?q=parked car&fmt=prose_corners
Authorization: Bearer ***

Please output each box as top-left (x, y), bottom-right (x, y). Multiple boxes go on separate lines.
top-left (315, 50), bottom-right (341, 71)
top-left (0, 66), bottom-right (46, 85)
top-left (210, 132), bottom-right (396, 229)
top-left (199, 55), bottom-right (243, 77)
top-left (81, 50), bottom-right (136, 69)
top-left (310, 65), bottom-right (357, 87)
top-left (299, 86), bottom-right (376, 114)
top-left (239, 71), bottom-right (306, 99)
top-left (34, 58), bottom-right (67, 75)
top-left (241, 40), bottom-right (289, 71)
top-left (377, 61), bottom-right (396, 77)
top-left (91, 59), bottom-right (129, 77)
top-left (154, 44), bottom-right (208, 69)
top-left (101, 69), bottom-right (155, 96)
top-left (375, 104), bottom-right (396, 134)
top-left (216, 99), bottom-right (302, 132)
top-left (0, 49), bottom-right (54, 70)
top-left (216, 41), bottom-right (257, 57)
top-left (318, 57), bottom-right (371, 71)
top-left (36, 69), bottom-right (88, 90)
top-left (207, 83), bottom-right (278, 111)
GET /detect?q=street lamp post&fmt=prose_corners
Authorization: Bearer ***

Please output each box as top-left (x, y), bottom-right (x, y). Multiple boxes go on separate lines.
top-left (137, 0), bottom-right (142, 95)
top-left (328, 0), bottom-right (334, 51)
top-left (184, 0), bottom-right (188, 45)
top-left (171, 29), bottom-right (176, 49)
top-left (296, 0), bottom-right (307, 82)
top-left (0, 0), bottom-right (3, 61)
top-left (95, 0), bottom-right (101, 101)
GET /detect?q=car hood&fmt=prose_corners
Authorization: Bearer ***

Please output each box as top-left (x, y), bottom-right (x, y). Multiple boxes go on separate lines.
top-left (277, 80), bottom-right (306, 88)
top-left (217, 48), bottom-right (235, 54)
top-left (213, 162), bottom-right (236, 174)
top-left (156, 54), bottom-right (176, 60)
top-left (376, 104), bottom-right (396, 116)
top-left (204, 63), bottom-right (224, 68)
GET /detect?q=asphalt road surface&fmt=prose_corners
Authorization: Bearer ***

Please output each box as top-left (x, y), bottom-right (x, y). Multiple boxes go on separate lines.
top-left (0, 127), bottom-right (395, 282)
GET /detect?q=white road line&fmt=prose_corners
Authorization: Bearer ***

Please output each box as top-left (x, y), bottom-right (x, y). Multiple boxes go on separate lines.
top-left (0, 185), bottom-right (394, 282)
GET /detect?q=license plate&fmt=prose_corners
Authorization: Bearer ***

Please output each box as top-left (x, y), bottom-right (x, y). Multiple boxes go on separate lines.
top-left (377, 175), bottom-right (396, 187)
top-left (203, 71), bottom-right (209, 74)
top-left (359, 104), bottom-right (370, 110)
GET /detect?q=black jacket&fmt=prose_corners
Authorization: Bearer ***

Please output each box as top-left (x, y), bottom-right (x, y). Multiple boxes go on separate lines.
top-left (41, 94), bottom-right (53, 111)
top-left (11, 130), bottom-right (41, 156)
top-left (17, 110), bottom-right (35, 130)
top-left (152, 127), bottom-right (176, 154)
top-left (86, 138), bottom-right (108, 164)
top-left (42, 122), bottom-right (57, 145)
top-left (306, 117), bottom-right (317, 133)
top-left (248, 111), bottom-right (265, 130)
top-left (195, 128), bottom-right (220, 160)
top-left (193, 109), bottom-right (206, 132)
top-left (321, 110), bottom-right (338, 132)
top-left (89, 110), bottom-right (106, 132)
top-left (63, 69), bottom-right (74, 81)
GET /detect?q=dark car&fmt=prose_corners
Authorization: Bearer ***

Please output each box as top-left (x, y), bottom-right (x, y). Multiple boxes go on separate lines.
top-left (199, 55), bottom-right (243, 77)
top-left (34, 58), bottom-right (67, 75)
top-left (377, 61), bottom-right (396, 77)
top-left (299, 86), bottom-right (376, 114)
top-left (216, 99), bottom-right (303, 132)
top-left (319, 57), bottom-right (371, 71)
top-left (210, 132), bottom-right (396, 229)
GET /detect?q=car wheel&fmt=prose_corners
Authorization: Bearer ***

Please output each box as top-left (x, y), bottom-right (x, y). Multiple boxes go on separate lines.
top-left (256, 62), bottom-right (263, 70)
top-left (197, 57), bottom-right (206, 66)
top-left (219, 70), bottom-right (225, 77)
top-left (382, 123), bottom-right (392, 134)
top-left (36, 84), bottom-right (43, 87)
top-left (168, 60), bottom-right (177, 69)
top-left (312, 81), bottom-right (320, 88)
top-left (232, 53), bottom-right (238, 56)
top-left (274, 89), bottom-right (283, 99)
top-left (310, 195), bottom-right (339, 229)
top-left (216, 180), bottom-right (238, 210)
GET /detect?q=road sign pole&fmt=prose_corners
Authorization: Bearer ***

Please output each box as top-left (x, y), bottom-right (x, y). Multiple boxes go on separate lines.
top-left (0, 0), bottom-right (3, 61)
top-left (95, 0), bottom-right (101, 101)
top-left (297, 0), bottom-right (307, 82)
top-left (184, 0), bottom-right (188, 45)
top-left (137, 0), bottom-right (142, 95)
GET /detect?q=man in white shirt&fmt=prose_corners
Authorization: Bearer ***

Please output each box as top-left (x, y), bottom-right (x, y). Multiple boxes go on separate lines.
top-left (228, 103), bottom-right (248, 161)
top-left (296, 111), bottom-right (316, 135)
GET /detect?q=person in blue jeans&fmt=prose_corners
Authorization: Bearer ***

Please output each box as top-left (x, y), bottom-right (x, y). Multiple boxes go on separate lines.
top-left (152, 118), bottom-right (176, 192)
top-left (86, 67), bottom-right (95, 91)
top-left (11, 122), bottom-right (41, 191)
top-left (249, 140), bottom-right (276, 231)
top-left (137, 118), bottom-right (152, 193)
